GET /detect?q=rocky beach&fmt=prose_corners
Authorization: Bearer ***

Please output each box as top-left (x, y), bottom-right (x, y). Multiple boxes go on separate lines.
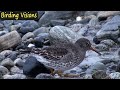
top-left (0, 11), bottom-right (120, 79)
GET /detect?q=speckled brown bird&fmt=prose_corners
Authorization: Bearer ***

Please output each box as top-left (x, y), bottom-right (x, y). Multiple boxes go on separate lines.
top-left (27, 38), bottom-right (101, 77)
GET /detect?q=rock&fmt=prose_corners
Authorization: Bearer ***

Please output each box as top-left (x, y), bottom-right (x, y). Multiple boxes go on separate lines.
top-left (22, 32), bottom-right (34, 41)
top-left (109, 72), bottom-right (120, 79)
top-left (49, 26), bottom-right (79, 44)
top-left (95, 15), bottom-right (120, 41)
top-left (77, 25), bottom-right (89, 36)
top-left (50, 20), bottom-right (67, 26)
top-left (3, 74), bottom-right (26, 79)
top-left (38, 11), bottom-right (75, 27)
top-left (35, 73), bottom-right (54, 79)
top-left (84, 11), bottom-right (99, 16)
top-left (3, 20), bottom-right (14, 27)
top-left (33, 27), bottom-right (50, 37)
top-left (14, 58), bottom-right (24, 67)
top-left (1, 58), bottom-right (14, 69)
top-left (13, 20), bottom-right (26, 25)
top-left (100, 39), bottom-right (115, 47)
top-left (92, 70), bottom-right (108, 79)
top-left (10, 23), bottom-right (22, 31)
top-left (82, 74), bottom-right (93, 79)
top-left (34, 33), bottom-right (50, 48)
top-left (95, 44), bottom-right (109, 51)
top-left (10, 66), bottom-right (23, 74)
top-left (0, 50), bottom-right (13, 57)
top-left (117, 38), bottom-right (120, 44)
top-left (37, 11), bottom-right (45, 20)
top-left (0, 23), bottom-right (4, 29)
top-left (88, 17), bottom-right (98, 27)
top-left (6, 51), bottom-right (18, 61)
top-left (0, 54), bottom-right (5, 62)
top-left (86, 62), bottom-right (107, 74)
top-left (118, 48), bottom-right (120, 57)
top-left (18, 20), bottom-right (39, 34)
top-left (69, 24), bottom-right (83, 32)
top-left (0, 31), bottom-right (8, 36)
top-left (97, 11), bottom-right (120, 21)
top-left (0, 31), bottom-right (22, 51)
top-left (0, 66), bottom-right (9, 75)
top-left (23, 56), bottom-right (51, 77)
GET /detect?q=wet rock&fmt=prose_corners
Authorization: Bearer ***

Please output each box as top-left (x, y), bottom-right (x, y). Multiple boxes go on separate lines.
top-left (92, 70), bottom-right (109, 79)
top-left (84, 11), bottom-right (99, 16)
top-left (3, 74), bottom-right (26, 79)
top-left (37, 11), bottom-right (45, 20)
top-left (34, 33), bottom-right (50, 47)
top-left (35, 73), bottom-right (54, 79)
top-left (14, 58), bottom-right (24, 67)
top-left (23, 56), bottom-right (51, 77)
top-left (77, 25), bottom-right (89, 36)
top-left (1, 58), bottom-right (14, 69)
top-left (88, 17), bottom-right (98, 27)
top-left (69, 24), bottom-right (83, 32)
top-left (10, 66), bottom-right (23, 74)
top-left (0, 54), bottom-right (5, 62)
top-left (95, 44), bottom-right (109, 51)
top-left (38, 11), bottom-right (75, 27)
top-left (18, 20), bottom-right (39, 34)
top-left (0, 31), bottom-right (8, 36)
top-left (109, 72), bottom-right (120, 79)
top-left (3, 20), bottom-right (14, 27)
top-left (33, 27), bottom-right (50, 37)
top-left (6, 51), bottom-right (18, 61)
top-left (100, 39), bottom-right (115, 47)
top-left (22, 32), bottom-right (34, 41)
top-left (97, 11), bottom-right (120, 21)
top-left (49, 26), bottom-right (80, 44)
top-left (86, 62), bottom-right (107, 74)
top-left (82, 74), bottom-right (93, 79)
top-left (51, 20), bottom-right (67, 26)
top-left (0, 66), bottom-right (9, 75)
top-left (95, 15), bottom-right (120, 41)
top-left (10, 23), bottom-right (22, 31)
top-left (0, 31), bottom-right (22, 51)
top-left (0, 50), bottom-right (13, 57)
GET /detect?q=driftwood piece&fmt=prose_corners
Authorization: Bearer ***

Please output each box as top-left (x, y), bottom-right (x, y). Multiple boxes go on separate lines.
top-left (0, 31), bottom-right (22, 51)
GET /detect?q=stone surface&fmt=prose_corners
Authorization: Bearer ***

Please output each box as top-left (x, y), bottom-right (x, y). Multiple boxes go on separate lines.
top-left (33, 27), bottom-right (50, 37)
top-left (14, 58), bottom-right (24, 67)
top-left (35, 73), bottom-right (54, 79)
top-left (3, 74), bottom-right (26, 79)
top-left (38, 11), bottom-right (75, 26)
top-left (18, 20), bottom-right (39, 34)
top-left (100, 39), bottom-right (115, 47)
top-left (86, 62), bottom-right (107, 74)
top-left (95, 44), bottom-right (109, 51)
top-left (0, 31), bottom-right (22, 51)
top-left (10, 66), bottom-right (23, 74)
top-left (49, 26), bottom-right (80, 44)
top-left (0, 54), bottom-right (5, 62)
top-left (23, 56), bottom-right (51, 77)
top-left (109, 72), bottom-right (120, 79)
top-left (0, 66), bottom-right (9, 75)
top-left (92, 70), bottom-right (108, 79)
top-left (1, 58), bottom-right (14, 69)
top-left (97, 11), bottom-right (120, 20)
top-left (69, 24), bottom-right (83, 32)
top-left (51, 20), bottom-right (67, 26)
top-left (22, 32), bottom-right (34, 41)
top-left (34, 33), bottom-right (50, 48)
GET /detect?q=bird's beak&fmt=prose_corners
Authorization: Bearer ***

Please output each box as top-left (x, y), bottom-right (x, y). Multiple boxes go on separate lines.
top-left (90, 47), bottom-right (101, 55)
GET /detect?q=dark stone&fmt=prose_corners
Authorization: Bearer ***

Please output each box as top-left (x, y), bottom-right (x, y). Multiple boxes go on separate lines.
top-left (23, 56), bottom-right (51, 77)
top-left (93, 36), bottom-right (100, 44)
top-left (35, 73), bottom-right (54, 79)
top-left (34, 33), bottom-right (50, 48)
top-left (50, 20), bottom-right (67, 26)
top-left (6, 52), bottom-right (17, 61)
top-left (18, 20), bottom-right (39, 34)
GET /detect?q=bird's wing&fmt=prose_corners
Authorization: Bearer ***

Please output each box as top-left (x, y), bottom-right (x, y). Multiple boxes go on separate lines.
top-left (32, 47), bottom-right (68, 61)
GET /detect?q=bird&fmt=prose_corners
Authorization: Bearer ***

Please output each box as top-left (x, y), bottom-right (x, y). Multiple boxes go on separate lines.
top-left (21, 38), bottom-right (101, 77)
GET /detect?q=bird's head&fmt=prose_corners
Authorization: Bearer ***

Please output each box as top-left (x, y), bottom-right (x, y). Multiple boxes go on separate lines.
top-left (75, 38), bottom-right (101, 55)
